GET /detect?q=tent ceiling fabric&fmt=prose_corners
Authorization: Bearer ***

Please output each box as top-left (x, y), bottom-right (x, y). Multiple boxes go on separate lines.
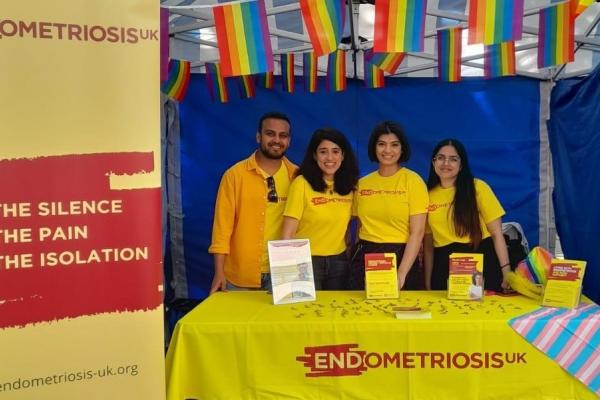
top-left (162, 0), bottom-right (600, 80)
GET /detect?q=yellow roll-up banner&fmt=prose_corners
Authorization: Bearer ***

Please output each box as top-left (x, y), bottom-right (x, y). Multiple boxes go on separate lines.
top-left (0, 1), bottom-right (165, 399)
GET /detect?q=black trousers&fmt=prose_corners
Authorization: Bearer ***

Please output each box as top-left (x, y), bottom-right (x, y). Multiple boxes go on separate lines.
top-left (311, 251), bottom-right (349, 290)
top-left (348, 240), bottom-right (422, 290)
top-left (431, 237), bottom-right (503, 292)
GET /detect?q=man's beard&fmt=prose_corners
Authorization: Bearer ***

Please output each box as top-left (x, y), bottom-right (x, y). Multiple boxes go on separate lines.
top-left (259, 144), bottom-right (285, 159)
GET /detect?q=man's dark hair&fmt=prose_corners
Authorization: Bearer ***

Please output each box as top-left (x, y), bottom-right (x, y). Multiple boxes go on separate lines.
top-left (257, 112), bottom-right (291, 133)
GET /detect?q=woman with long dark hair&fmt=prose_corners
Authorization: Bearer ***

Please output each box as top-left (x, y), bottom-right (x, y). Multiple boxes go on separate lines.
top-left (282, 128), bottom-right (359, 289)
top-left (349, 121), bottom-right (428, 290)
top-left (424, 139), bottom-right (510, 292)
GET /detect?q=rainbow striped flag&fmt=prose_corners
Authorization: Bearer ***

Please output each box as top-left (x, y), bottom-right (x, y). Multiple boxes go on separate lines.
top-left (213, 0), bottom-right (274, 77)
top-left (303, 52), bottom-right (318, 93)
top-left (161, 59), bottom-right (191, 102)
top-left (564, 0), bottom-right (595, 17)
top-left (369, 52), bottom-right (405, 74)
top-left (299, 0), bottom-right (345, 56)
top-left (468, 0), bottom-right (524, 45)
top-left (509, 304), bottom-right (600, 396)
top-left (326, 49), bottom-right (346, 92)
top-left (237, 75), bottom-right (256, 99)
top-left (484, 41), bottom-right (516, 79)
top-left (363, 62), bottom-right (385, 89)
top-left (259, 71), bottom-right (274, 89)
top-left (281, 53), bottom-right (295, 93)
top-left (205, 62), bottom-right (229, 103)
top-left (538, 2), bottom-right (575, 68)
top-left (373, 0), bottom-right (428, 53)
top-left (437, 26), bottom-right (462, 82)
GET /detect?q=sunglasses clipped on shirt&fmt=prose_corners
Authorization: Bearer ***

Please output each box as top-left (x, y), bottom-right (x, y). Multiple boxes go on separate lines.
top-left (266, 176), bottom-right (278, 203)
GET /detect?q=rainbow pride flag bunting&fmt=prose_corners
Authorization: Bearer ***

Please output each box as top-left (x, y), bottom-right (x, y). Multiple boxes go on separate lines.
top-left (161, 59), bottom-right (191, 102)
top-left (515, 247), bottom-right (552, 285)
top-left (281, 53), bottom-right (295, 93)
top-left (564, 0), bottom-right (595, 17)
top-left (437, 26), bottom-right (462, 82)
top-left (368, 51), bottom-right (405, 74)
top-left (327, 49), bottom-right (346, 92)
top-left (205, 62), bottom-right (229, 103)
top-left (468, 0), bottom-right (524, 45)
top-left (259, 71), bottom-right (274, 89)
top-left (538, 2), bottom-right (575, 68)
top-left (303, 52), bottom-right (318, 93)
top-left (213, 0), bottom-right (274, 77)
top-left (299, 0), bottom-right (345, 56)
top-left (237, 75), bottom-right (256, 99)
top-left (484, 41), bottom-right (516, 79)
top-left (374, 0), bottom-right (428, 53)
top-left (363, 62), bottom-right (385, 89)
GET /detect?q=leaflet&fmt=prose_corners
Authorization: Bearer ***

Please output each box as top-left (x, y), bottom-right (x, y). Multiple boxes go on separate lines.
top-left (267, 239), bottom-right (316, 305)
top-left (542, 259), bottom-right (586, 308)
top-left (448, 253), bottom-right (484, 300)
top-left (365, 253), bottom-right (398, 299)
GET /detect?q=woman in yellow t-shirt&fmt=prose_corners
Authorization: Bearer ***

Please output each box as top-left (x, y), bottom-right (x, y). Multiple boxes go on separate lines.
top-left (282, 128), bottom-right (358, 290)
top-left (424, 139), bottom-right (510, 292)
top-left (350, 121), bottom-right (428, 290)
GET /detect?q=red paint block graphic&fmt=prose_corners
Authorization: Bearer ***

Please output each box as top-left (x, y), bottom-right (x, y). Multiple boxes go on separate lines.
top-left (0, 153), bottom-right (162, 329)
top-left (296, 344), bottom-right (367, 377)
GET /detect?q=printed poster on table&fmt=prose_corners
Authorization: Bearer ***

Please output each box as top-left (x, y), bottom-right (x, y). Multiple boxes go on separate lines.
top-left (268, 239), bottom-right (316, 304)
top-left (448, 253), bottom-right (484, 300)
top-left (542, 259), bottom-right (587, 308)
top-left (365, 253), bottom-right (398, 299)
top-left (0, 1), bottom-right (165, 399)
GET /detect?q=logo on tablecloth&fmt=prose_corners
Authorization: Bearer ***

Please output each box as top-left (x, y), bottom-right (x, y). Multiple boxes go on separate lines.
top-left (296, 344), bottom-right (527, 377)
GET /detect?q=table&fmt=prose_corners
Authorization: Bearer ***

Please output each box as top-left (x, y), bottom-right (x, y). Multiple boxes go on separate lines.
top-left (166, 291), bottom-right (597, 400)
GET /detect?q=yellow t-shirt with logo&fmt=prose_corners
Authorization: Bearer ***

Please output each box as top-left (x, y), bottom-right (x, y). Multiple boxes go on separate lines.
top-left (426, 178), bottom-right (505, 247)
top-left (284, 175), bottom-right (353, 256)
top-left (354, 168), bottom-right (428, 243)
top-left (259, 164), bottom-right (291, 272)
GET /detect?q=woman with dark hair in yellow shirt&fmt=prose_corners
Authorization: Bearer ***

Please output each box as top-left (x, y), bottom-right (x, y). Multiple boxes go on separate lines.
top-left (282, 128), bottom-right (358, 289)
top-left (350, 121), bottom-right (429, 290)
top-left (424, 138), bottom-right (510, 292)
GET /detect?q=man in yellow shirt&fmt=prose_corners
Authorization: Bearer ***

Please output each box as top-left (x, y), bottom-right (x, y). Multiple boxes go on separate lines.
top-left (208, 112), bottom-right (297, 292)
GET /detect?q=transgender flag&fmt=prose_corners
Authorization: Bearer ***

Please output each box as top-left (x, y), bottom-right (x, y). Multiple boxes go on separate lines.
top-left (468, 0), bottom-right (524, 45)
top-left (300, 0), bottom-right (345, 56)
top-left (538, 2), bottom-right (575, 68)
top-left (213, 0), bottom-right (274, 77)
top-left (484, 41), bottom-right (516, 79)
top-left (510, 304), bottom-right (600, 396)
top-left (437, 26), bottom-right (462, 82)
top-left (374, 0), bottom-right (428, 53)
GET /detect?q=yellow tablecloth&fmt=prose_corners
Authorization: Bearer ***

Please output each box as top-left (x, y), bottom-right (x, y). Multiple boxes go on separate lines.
top-left (165, 291), bottom-right (597, 400)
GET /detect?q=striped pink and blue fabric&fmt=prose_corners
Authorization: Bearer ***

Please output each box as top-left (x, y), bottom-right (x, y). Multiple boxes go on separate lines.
top-left (509, 304), bottom-right (600, 395)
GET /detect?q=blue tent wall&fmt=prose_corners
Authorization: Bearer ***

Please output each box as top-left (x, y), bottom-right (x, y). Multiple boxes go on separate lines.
top-left (549, 67), bottom-right (600, 304)
top-left (175, 74), bottom-right (541, 300)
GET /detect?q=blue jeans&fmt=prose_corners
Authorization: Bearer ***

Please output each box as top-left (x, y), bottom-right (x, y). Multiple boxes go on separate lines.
top-left (311, 252), bottom-right (349, 290)
top-left (226, 273), bottom-right (272, 291)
